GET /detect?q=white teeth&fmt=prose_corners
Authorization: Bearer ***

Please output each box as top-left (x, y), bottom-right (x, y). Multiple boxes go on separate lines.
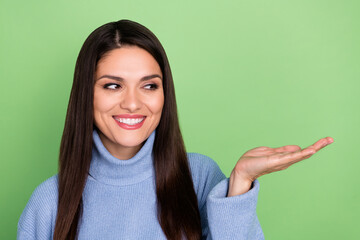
top-left (115, 117), bottom-right (145, 125)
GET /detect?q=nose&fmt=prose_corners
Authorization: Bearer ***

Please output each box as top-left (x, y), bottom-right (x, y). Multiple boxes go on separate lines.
top-left (119, 88), bottom-right (142, 112)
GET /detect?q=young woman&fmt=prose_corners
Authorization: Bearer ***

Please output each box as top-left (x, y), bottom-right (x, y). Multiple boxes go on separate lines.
top-left (17, 20), bottom-right (333, 240)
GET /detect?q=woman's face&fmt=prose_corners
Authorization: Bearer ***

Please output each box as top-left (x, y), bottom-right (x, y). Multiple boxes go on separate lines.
top-left (94, 46), bottom-right (164, 159)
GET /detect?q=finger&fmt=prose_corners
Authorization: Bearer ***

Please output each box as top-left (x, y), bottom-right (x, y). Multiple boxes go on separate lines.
top-left (243, 146), bottom-right (273, 157)
top-left (305, 137), bottom-right (334, 153)
top-left (282, 137), bottom-right (334, 165)
top-left (273, 148), bottom-right (315, 166)
top-left (287, 150), bottom-right (315, 165)
top-left (273, 150), bottom-right (315, 171)
top-left (269, 137), bottom-right (334, 169)
top-left (273, 145), bottom-right (301, 153)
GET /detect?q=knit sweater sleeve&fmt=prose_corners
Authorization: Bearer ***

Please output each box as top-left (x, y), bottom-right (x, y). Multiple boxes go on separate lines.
top-left (17, 175), bottom-right (58, 240)
top-left (187, 153), bottom-right (264, 240)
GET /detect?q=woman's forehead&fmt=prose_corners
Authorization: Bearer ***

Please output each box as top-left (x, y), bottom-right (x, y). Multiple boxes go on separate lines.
top-left (96, 47), bottom-right (162, 78)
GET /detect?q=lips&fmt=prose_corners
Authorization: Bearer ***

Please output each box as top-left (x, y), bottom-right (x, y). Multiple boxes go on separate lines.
top-left (113, 114), bottom-right (146, 130)
top-left (113, 114), bottom-right (146, 118)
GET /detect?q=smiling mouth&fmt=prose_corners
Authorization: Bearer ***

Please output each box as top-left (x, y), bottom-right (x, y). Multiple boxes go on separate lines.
top-left (113, 116), bottom-right (146, 126)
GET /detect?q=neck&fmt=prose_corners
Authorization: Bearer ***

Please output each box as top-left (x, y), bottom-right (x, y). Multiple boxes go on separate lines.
top-left (97, 131), bottom-right (145, 160)
top-left (89, 128), bottom-right (156, 186)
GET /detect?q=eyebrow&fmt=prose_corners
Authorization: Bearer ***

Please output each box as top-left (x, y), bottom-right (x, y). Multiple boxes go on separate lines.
top-left (96, 74), bottom-right (162, 82)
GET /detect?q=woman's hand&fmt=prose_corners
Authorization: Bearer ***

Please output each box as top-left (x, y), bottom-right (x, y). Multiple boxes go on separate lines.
top-left (227, 137), bottom-right (334, 197)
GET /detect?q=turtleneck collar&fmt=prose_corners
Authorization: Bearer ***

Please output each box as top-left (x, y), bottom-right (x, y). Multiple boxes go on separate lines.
top-left (88, 129), bottom-right (156, 186)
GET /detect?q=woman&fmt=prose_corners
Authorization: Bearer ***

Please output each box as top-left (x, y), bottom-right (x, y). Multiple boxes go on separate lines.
top-left (17, 20), bottom-right (333, 240)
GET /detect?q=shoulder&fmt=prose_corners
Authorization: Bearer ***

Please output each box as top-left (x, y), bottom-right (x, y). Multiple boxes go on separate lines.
top-left (187, 152), bottom-right (222, 174)
top-left (27, 174), bottom-right (59, 206)
top-left (186, 152), bottom-right (226, 204)
top-left (18, 174), bottom-right (59, 237)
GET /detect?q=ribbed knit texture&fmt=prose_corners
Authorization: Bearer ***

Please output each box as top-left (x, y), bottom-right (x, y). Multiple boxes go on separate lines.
top-left (17, 129), bottom-right (264, 240)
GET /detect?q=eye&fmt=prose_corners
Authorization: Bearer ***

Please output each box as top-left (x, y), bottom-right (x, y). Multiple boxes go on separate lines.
top-left (144, 83), bottom-right (158, 90)
top-left (104, 83), bottom-right (120, 90)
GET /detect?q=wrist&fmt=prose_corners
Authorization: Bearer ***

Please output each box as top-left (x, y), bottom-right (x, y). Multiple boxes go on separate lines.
top-left (227, 170), bottom-right (253, 197)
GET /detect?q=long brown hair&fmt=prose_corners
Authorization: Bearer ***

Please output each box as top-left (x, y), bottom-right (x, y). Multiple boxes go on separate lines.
top-left (54, 20), bottom-right (202, 240)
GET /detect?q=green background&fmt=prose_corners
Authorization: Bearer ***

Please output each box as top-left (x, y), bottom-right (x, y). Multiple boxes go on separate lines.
top-left (1, 0), bottom-right (359, 239)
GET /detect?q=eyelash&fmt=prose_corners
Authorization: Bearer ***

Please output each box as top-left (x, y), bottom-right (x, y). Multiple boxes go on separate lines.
top-left (103, 83), bottom-right (159, 91)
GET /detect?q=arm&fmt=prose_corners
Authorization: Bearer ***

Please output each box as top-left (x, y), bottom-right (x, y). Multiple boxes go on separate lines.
top-left (17, 175), bottom-right (58, 240)
top-left (203, 136), bottom-right (333, 239)
top-left (17, 224), bottom-right (35, 240)
top-left (191, 155), bottom-right (263, 240)
top-left (205, 178), bottom-right (263, 240)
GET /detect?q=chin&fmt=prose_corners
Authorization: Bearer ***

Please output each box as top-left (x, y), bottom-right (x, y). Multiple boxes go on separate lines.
top-left (113, 134), bottom-right (146, 148)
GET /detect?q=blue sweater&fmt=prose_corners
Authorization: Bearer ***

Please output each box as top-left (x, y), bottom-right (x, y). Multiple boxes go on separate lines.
top-left (17, 129), bottom-right (264, 239)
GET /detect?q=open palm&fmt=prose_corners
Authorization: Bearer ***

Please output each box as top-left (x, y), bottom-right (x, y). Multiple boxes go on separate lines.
top-left (228, 137), bottom-right (334, 197)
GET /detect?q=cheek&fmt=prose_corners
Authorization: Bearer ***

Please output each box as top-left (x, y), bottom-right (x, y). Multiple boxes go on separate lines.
top-left (144, 92), bottom-right (164, 119)
top-left (150, 93), bottom-right (164, 116)
top-left (94, 92), bottom-right (117, 114)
